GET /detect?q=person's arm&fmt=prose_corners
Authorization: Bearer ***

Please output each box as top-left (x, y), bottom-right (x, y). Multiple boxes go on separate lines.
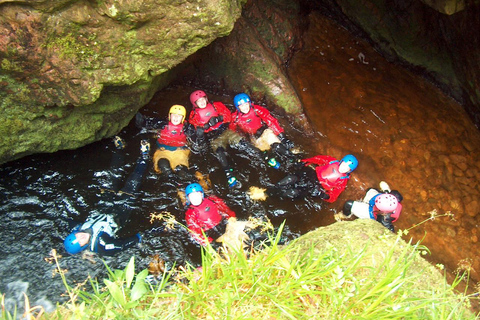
top-left (254, 105), bottom-right (284, 135)
top-left (136, 113), bottom-right (167, 130)
top-left (228, 111), bottom-right (239, 132)
top-left (184, 119), bottom-right (207, 152)
top-left (209, 195), bottom-right (236, 218)
top-left (213, 102), bottom-right (232, 123)
top-left (376, 213), bottom-right (395, 232)
top-left (323, 177), bottom-right (349, 203)
top-left (302, 155), bottom-right (336, 167)
top-left (188, 109), bottom-right (203, 129)
top-left (95, 232), bottom-right (140, 256)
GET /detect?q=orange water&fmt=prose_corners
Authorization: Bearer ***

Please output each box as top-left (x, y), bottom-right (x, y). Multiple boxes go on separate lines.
top-left (289, 12), bottom-right (480, 286)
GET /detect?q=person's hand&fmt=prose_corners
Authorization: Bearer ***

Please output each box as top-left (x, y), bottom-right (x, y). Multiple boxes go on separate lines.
top-left (278, 133), bottom-right (294, 149)
top-left (206, 116), bottom-right (221, 129)
top-left (196, 127), bottom-right (205, 137)
top-left (319, 191), bottom-right (330, 200)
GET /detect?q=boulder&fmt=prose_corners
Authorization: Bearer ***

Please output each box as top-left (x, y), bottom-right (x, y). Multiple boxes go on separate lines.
top-left (0, 0), bottom-right (245, 164)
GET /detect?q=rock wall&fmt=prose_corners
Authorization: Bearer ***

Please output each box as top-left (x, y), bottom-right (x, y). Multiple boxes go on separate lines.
top-left (180, 0), bottom-right (306, 116)
top-left (0, 0), bottom-right (245, 164)
top-left (2, 0), bottom-right (479, 165)
top-left (305, 0), bottom-right (480, 127)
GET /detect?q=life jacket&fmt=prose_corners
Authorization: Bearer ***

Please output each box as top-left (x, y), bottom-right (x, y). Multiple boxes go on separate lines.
top-left (315, 161), bottom-right (348, 190)
top-left (234, 108), bottom-right (263, 135)
top-left (368, 194), bottom-right (402, 222)
top-left (157, 122), bottom-right (186, 147)
top-left (189, 198), bottom-right (222, 230)
top-left (193, 103), bottom-right (220, 132)
top-left (80, 214), bottom-right (118, 252)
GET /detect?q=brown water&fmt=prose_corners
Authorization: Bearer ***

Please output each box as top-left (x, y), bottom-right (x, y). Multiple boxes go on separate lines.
top-left (289, 12), bottom-right (480, 286)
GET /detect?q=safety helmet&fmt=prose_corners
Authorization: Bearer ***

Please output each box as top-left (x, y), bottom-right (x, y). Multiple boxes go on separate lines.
top-left (64, 232), bottom-right (88, 255)
top-left (169, 105), bottom-right (186, 123)
top-left (233, 93), bottom-right (251, 110)
top-left (340, 154), bottom-right (358, 172)
top-left (190, 90), bottom-right (207, 106)
top-left (389, 190), bottom-right (403, 203)
top-left (185, 183), bottom-right (204, 197)
top-left (375, 193), bottom-right (399, 213)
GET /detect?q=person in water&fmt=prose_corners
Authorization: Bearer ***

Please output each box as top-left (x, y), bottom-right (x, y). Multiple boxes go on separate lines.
top-left (63, 137), bottom-right (147, 256)
top-left (249, 154), bottom-right (358, 203)
top-left (342, 181), bottom-right (403, 232)
top-left (229, 93), bottom-right (296, 169)
top-left (136, 105), bottom-right (195, 183)
top-left (189, 90), bottom-right (283, 188)
top-left (184, 182), bottom-right (236, 246)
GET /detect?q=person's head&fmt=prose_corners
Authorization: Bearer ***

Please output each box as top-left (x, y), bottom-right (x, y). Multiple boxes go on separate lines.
top-left (190, 90), bottom-right (208, 109)
top-left (338, 154), bottom-right (358, 173)
top-left (375, 193), bottom-right (399, 214)
top-left (233, 93), bottom-right (252, 114)
top-left (169, 105), bottom-right (186, 125)
top-left (185, 183), bottom-right (204, 206)
top-left (64, 231), bottom-right (91, 254)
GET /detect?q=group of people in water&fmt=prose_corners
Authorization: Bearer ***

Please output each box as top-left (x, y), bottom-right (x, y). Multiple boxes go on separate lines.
top-left (63, 90), bottom-right (403, 256)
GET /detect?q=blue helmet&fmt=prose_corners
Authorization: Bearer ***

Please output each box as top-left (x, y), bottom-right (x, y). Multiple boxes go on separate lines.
top-left (64, 232), bottom-right (88, 255)
top-left (185, 183), bottom-right (204, 197)
top-left (340, 154), bottom-right (358, 172)
top-left (233, 93), bottom-right (251, 110)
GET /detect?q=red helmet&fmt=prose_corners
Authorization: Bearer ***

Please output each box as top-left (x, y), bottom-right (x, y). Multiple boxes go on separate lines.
top-left (190, 90), bottom-right (207, 106)
top-left (375, 193), bottom-right (398, 213)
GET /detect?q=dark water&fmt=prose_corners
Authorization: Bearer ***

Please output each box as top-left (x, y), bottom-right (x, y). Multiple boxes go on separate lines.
top-left (1, 11), bottom-right (480, 315)
top-left (0, 86), bottom-right (325, 314)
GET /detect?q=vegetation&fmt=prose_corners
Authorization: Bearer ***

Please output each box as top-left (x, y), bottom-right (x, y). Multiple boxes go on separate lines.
top-left (2, 222), bottom-right (478, 320)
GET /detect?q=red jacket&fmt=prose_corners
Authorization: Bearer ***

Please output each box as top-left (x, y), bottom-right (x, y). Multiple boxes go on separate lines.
top-left (230, 104), bottom-right (284, 136)
top-left (189, 102), bottom-right (232, 133)
top-left (302, 155), bottom-right (350, 203)
top-left (185, 195), bottom-right (236, 245)
top-left (157, 122), bottom-right (187, 147)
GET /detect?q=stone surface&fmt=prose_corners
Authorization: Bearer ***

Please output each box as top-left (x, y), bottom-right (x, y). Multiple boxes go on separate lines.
top-left (0, 0), bottom-right (245, 164)
top-left (420, 0), bottom-right (465, 15)
top-left (288, 219), bottom-right (456, 294)
top-left (179, 0), bottom-right (306, 117)
top-left (307, 0), bottom-right (480, 128)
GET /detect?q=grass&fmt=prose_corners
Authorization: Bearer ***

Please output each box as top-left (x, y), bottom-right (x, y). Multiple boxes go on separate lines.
top-left (2, 221), bottom-right (479, 320)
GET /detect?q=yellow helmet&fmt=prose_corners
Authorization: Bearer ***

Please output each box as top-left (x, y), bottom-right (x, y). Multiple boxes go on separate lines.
top-left (169, 105), bottom-right (186, 123)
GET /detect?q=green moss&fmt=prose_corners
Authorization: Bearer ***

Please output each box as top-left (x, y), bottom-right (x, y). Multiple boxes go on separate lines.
top-left (45, 30), bottom-right (98, 62)
top-left (1, 58), bottom-right (23, 72)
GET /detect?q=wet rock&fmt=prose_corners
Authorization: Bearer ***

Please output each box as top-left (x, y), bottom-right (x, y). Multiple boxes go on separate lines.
top-left (420, 190), bottom-right (428, 202)
top-left (316, 0), bottom-right (480, 129)
top-left (0, 0), bottom-right (244, 164)
top-left (465, 200), bottom-right (479, 217)
top-left (446, 227), bottom-right (456, 238)
top-left (462, 140), bottom-right (476, 152)
top-left (182, 0), bottom-right (306, 119)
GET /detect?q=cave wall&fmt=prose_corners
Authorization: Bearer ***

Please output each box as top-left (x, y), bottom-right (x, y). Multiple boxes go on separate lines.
top-left (304, 0), bottom-right (480, 127)
top-left (179, 0), bottom-right (307, 115)
top-left (2, 0), bottom-right (479, 165)
top-left (0, 0), bottom-right (245, 164)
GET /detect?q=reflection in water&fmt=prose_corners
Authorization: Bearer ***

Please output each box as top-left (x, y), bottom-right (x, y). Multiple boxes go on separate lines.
top-left (1, 10), bottom-right (479, 315)
top-left (289, 12), bottom-right (480, 287)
